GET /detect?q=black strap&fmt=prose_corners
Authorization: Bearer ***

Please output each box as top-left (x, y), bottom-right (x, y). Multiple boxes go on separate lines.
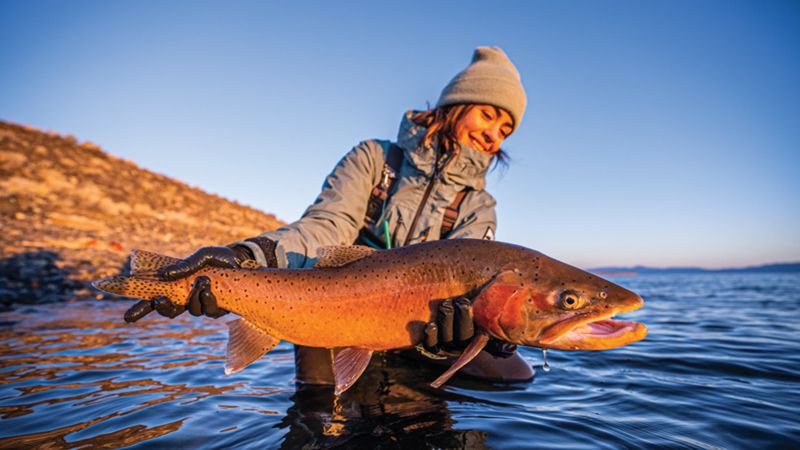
top-left (440, 188), bottom-right (471, 239)
top-left (363, 142), bottom-right (403, 227)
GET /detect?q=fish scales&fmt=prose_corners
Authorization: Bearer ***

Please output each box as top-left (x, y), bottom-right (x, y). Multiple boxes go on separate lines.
top-left (200, 241), bottom-right (496, 349)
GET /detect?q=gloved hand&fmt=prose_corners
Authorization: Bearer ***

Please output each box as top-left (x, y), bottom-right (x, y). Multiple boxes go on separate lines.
top-left (157, 245), bottom-right (256, 281)
top-left (124, 238), bottom-right (277, 323)
top-left (421, 297), bottom-right (517, 359)
top-left (124, 276), bottom-right (229, 323)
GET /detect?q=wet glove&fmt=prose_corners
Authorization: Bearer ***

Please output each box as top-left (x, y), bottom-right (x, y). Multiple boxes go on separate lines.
top-left (421, 297), bottom-right (517, 359)
top-left (124, 237), bottom-right (278, 323)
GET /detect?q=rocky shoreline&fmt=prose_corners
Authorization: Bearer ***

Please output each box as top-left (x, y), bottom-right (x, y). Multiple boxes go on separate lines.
top-left (0, 121), bottom-right (284, 309)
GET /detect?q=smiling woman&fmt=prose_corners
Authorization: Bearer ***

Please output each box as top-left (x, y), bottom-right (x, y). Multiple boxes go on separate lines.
top-left (123, 45), bottom-right (533, 389)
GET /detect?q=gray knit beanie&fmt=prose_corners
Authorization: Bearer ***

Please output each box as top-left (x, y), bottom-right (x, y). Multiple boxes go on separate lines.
top-left (437, 46), bottom-right (526, 131)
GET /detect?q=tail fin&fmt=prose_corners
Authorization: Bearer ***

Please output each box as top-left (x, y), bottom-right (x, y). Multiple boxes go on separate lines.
top-left (92, 249), bottom-right (187, 304)
top-left (92, 275), bottom-right (188, 305)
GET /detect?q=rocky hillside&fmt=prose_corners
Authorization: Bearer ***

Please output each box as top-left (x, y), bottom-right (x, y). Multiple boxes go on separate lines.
top-left (0, 121), bottom-right (285, 309)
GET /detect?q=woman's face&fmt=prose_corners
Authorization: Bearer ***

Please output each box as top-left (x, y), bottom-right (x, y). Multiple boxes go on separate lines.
top-left (453, 105), bottom-right (514, 154)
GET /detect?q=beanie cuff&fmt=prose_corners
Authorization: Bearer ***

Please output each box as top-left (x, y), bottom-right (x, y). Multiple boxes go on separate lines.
top-left (437, 78), bottom-right (526, 130)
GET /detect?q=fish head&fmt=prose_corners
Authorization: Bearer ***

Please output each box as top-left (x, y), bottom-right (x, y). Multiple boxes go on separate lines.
top-left (473, 253), bottom-right (647, 351)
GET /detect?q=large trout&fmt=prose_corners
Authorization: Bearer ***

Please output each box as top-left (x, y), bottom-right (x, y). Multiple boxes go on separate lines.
top-left (93, 239), bottom-right (647, 394)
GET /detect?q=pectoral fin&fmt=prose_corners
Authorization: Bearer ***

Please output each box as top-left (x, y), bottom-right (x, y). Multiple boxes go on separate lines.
top-left (225, 318), bottom-right (280, 374)
top-left (332, 347), bottom-right (373, 395)
top-left (430, 331), bottom-right (490, 389)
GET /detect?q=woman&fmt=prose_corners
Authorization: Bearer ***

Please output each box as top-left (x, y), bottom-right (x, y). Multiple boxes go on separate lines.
top-left (126, 46), bottom-right (534, 384)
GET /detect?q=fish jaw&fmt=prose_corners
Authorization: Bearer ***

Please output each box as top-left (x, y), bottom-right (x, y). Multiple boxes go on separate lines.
top-left (539, 294), bottom-right (647, 350)
top-left (545, 318), bottom-right (647, 350)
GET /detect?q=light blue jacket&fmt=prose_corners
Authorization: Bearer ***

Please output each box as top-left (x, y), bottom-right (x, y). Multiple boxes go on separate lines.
top-left (242, 111), bottom-right (498, 268)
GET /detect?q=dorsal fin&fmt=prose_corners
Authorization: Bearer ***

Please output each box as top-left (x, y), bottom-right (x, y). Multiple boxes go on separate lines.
top-left (130, 249), bottom-right (181, 276)
top-left (314, 245), bottom-right (378, 268)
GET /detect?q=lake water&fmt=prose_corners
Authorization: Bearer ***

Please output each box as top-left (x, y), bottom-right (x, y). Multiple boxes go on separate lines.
top-left (1, 273), bottom-right (799, 449)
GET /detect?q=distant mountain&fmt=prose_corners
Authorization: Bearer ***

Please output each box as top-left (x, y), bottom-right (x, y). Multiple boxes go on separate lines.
top-left (590, 262), bottom-right (800, 275)
top-left (0, 121), bottom-right (285, 308)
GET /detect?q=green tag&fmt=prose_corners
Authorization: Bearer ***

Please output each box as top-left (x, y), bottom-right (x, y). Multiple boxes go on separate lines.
top-left (382, 220), bottom-right (391, 249)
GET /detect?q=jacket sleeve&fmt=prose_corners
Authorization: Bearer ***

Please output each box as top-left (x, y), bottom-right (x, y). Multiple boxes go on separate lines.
top-left (242, 140), bottom-right (384, 268)
top-left (446, 189), bottom-right (498, 241)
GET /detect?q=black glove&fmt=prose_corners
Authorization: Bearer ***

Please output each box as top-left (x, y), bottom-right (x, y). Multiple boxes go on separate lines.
top-left (124, 238), bottom-right (278, 323)
top-left (421, 297), bottom-right (517, 359)
top-left (124, 276), bottom-right (229, 323)
top-left (157, 245), bottom-right (256, 281)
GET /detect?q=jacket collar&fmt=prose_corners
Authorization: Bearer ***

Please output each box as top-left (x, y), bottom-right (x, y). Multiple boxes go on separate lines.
top-left (396, 110), bottom-right (493, 190)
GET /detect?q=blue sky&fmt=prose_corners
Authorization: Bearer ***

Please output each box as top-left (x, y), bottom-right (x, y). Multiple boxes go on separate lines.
top-left (1, 0), bottom-right (798, 268)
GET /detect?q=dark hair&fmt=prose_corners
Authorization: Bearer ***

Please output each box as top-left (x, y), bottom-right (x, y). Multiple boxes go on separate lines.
top-left (410, 104), bottom-right (511, 170)
top-left (492, 146), bottom-right (510, 172)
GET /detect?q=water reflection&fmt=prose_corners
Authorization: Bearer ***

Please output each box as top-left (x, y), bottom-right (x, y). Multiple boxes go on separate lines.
top-left (0, 300), bottom-right (498, 449)
top-left (278, 354), bottom-right (490, 449)
top-left (0, 301), bottom-right (245, 448)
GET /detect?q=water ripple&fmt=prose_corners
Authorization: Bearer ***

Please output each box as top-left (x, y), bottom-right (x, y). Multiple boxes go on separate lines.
top-left (0, 273), bottom-right (799, 448)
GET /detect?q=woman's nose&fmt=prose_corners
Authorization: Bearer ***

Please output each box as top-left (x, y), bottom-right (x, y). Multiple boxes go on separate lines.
top-left (483, 127), bottom-right (500, 145)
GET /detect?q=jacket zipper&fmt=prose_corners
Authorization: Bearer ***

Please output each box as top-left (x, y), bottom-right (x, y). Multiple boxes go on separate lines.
top-left (403, 147), bottom-right (453, 246)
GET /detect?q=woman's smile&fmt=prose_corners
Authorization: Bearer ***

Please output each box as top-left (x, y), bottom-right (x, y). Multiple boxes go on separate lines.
top-left (470, 135), bottom-right (487, 152)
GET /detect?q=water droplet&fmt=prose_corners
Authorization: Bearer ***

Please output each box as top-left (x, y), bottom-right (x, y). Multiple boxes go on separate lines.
top-left (542, 348), bottom-right (551, 372)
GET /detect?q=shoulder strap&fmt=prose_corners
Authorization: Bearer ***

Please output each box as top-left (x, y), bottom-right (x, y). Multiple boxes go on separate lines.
top-left (440, 188), bottom-right (471, 239)
top-left (363, 142), bottom-right (403, 227)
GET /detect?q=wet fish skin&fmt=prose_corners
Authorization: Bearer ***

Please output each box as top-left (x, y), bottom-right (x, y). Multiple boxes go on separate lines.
top-left (93, 239), bottom-right (647, 390)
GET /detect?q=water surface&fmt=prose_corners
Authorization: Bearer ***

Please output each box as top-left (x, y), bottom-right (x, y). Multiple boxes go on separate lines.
top-left (1, 273), bottom-right (799, 448)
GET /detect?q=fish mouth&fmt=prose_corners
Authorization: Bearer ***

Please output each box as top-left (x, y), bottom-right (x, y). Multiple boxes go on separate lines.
top-left (539, 296), bottom-right (648, 350)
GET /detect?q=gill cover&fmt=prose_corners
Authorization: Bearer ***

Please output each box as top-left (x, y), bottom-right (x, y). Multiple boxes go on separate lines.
top-left (471, 270), bottom-right (532, 342)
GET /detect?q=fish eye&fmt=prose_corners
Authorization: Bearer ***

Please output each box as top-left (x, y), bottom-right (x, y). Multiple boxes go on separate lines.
top-left (599, 291), bottom-right (608, 299)
top-left (559, 291), bottom-right (584, 310)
